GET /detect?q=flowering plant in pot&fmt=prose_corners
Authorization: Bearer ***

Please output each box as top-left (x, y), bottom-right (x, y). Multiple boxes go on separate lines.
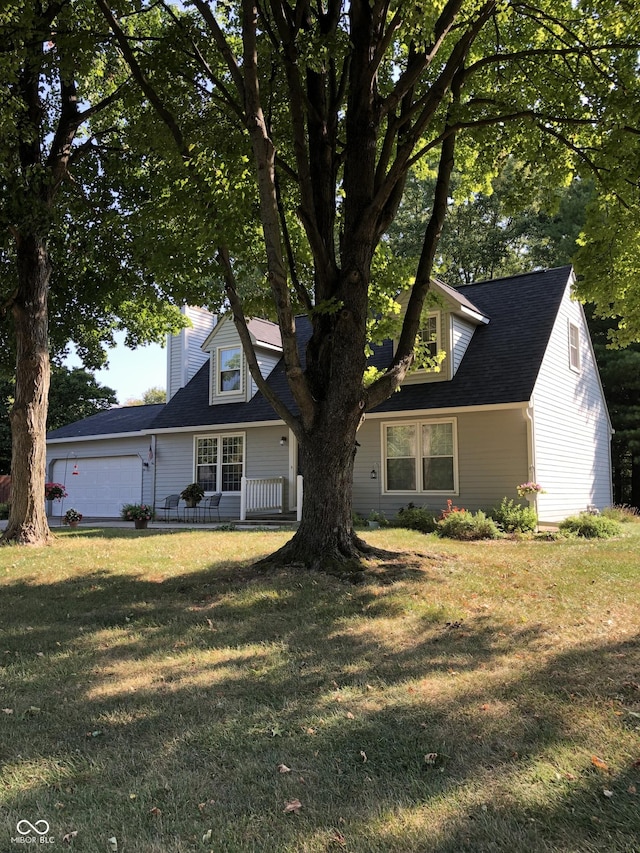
top-left (63, 508), bottom-right (82, 526)
top-left (516, 482), bottom-right (545, 498)
top-left (121, 503), bottom-right (155, 521)
top-left (45, 482), bottom-right (67, 501)
top-left (180, 482), bottom-right (205, 508)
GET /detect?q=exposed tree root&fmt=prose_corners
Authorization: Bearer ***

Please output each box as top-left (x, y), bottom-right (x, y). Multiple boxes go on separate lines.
top-left (253, 528), bottom-right (415, 583)
top-left (1, 522), bottom-right (53, 546)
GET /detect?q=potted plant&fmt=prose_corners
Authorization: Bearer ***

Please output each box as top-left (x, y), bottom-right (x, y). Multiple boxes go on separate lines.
top-left (366, 509), bottom-right (387, 529)
top-left (121, 503), bottom-right (155, 529)
top-left (63, 508), bottom-right (82, 528)
top-left (180, 482), bottom-right (205, 508)
top-left (45, 482), bottom-right (67, 502)
top-left (516, 482), bottom-right (545, 501)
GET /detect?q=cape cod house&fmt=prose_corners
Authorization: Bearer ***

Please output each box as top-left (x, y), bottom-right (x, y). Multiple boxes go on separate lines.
top-left (46, 266), bottom-right (613, 524)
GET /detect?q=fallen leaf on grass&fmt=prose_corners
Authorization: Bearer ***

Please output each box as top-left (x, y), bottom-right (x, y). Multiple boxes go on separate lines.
top-left (628, 785), bottom-right (636, 794)
top-left (149, 806), bottom-right (162, 816)
top-left (62, 831), bottom-right (78, 843)
top-left (277, 763), bottom-right (291, 774)
top-left (202, 829), bottom-right (213, 843)
top-left (360, 750), bottom-right (367, 763)
top-left (603, 789), bottom-right (614, 798)
top-left (345, 711), bottom-right (355, 719)
top-left (591, 755), bottom-right (609, 771)
top-left (2, 708), bottom-right (14, 714)
top-left (424, 753), bottom-right (439, 766)
top-left (330, 828), bottom-right (347, 847)
top-left (107, 839), bottom-right (118, 852)
top-left (283, 799), bottom-right (302, 814)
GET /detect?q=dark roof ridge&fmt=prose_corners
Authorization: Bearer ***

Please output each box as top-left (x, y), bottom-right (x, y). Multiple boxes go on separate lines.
top-left (456, 265), bottom-right (572, 289)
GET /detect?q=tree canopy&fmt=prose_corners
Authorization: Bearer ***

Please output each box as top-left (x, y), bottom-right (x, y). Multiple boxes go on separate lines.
top-left (2, 0), bottom-right (640, 554)
top-left (94, 0), bottom-right (640, 567)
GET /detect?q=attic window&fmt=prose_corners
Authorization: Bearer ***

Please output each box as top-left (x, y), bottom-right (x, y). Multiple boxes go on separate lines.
top-left (415, 313), bottom-right (442, 372)
top-left (218, 346), bottom-right (242, 394)
top-left (419, 315), bottom-right (439, 359)
top-left (568, 322), bottom-right (581, 372)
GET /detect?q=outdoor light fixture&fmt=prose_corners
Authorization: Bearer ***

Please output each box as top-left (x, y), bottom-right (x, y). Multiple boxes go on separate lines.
top-left (280, 436), bottom-right (287, 445)
top-left (370, 468), bottom-right (377, 480)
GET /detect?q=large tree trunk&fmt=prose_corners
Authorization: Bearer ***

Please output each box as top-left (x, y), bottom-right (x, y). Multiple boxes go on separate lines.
top-left (261, 410), bottom-right (370, 572)
top-left (2, 235), bottom-right (52, 545)
top-left (260, 302), bottom-right (372, 572)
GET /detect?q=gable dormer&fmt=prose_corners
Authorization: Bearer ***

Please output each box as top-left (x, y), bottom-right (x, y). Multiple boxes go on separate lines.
top-left (201, 315), bottom-right (282, 405)
top-left (398, 280), bottom-right (489, 384)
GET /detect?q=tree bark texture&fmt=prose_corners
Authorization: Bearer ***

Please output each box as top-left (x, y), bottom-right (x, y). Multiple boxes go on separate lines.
top-left (259, 401), bottom-right (369, 571)
top-left (2, 235), bottom-right (52, 545)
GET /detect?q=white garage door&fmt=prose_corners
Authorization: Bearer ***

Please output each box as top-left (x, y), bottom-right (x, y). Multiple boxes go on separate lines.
top-left (51, 456), bottom-right (141, 518)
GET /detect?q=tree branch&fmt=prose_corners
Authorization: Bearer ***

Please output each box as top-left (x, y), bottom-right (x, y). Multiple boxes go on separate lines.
top-left (95, 0), bottom-right (189, 158)
top-left (241, 0), bottom-right (317, 428)
top-left (366, 81), bottom-right (459, 411)
top-left (217, 247), bottom-right (301, 435)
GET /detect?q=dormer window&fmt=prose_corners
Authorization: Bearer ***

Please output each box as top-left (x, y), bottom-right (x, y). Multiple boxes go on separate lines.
top-left (419, 314), bottom-right (439, 360)
top-left (414, 312), bottom-right (442, 372)
top-left (218, 346), bottom-right (242, 394)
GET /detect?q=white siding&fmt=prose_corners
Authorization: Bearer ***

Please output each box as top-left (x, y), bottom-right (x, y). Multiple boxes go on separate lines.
top-left (452, 315), bottom-right (475, 375)
top-left (532, 283), bottom-right (612, 522)
top-left (167, 306), bottom-right (215, 400)
top-left (167, 333), bottom-right (185, 402)
top-left (250, 350), bottom-right (282, 397)
top-left (354, 407), bottom-right (529, 518)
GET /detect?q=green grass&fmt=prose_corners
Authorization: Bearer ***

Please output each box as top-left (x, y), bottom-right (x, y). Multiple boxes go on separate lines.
top-left (0, 526), bottom-right (639, 852)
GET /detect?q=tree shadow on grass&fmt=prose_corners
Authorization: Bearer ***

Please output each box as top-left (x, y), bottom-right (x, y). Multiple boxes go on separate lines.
top-left (0, 551), bottom-right (638, 852)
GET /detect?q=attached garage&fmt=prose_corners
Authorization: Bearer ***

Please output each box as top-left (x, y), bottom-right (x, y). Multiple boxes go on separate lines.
top-left (50, 455), bottom-right (143, 518)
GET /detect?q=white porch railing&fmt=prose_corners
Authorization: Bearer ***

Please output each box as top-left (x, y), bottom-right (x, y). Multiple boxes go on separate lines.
top-left (240, 476), bottom-right (285, 520)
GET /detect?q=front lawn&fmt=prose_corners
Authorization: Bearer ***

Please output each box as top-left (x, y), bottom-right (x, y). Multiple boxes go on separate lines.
top-left (0, 527), bottom-right (638, 851)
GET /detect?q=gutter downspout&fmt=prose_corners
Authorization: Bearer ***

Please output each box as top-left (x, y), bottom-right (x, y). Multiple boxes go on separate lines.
top-left (525, 402), bottom-right (538, 519)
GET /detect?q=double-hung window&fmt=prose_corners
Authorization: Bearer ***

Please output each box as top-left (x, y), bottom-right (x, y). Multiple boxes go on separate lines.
top-left (218, 346), bottom-right (242, 393)
top-left (384, 420), bottom-right (457, 493)
top-left (195, 434), bottom-right (245, 492)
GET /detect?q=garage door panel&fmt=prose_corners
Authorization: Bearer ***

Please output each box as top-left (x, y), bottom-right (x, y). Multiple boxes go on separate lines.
top-left (51, 456), bottom-right (141, 518)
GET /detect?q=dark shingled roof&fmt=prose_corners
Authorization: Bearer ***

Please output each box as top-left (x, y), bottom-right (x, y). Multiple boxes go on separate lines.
top-left (372, 265), bottom-right (571, 412)
top-left (47, 404), bottom-right (165, 440)
top-left (47, 266), bottom-right (572, 439)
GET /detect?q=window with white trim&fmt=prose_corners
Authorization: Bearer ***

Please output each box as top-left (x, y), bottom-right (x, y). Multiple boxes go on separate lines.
top-left (195, 434), bottom-right (245, 492)
top-left (568, 321), bottom-right (581, 372)
top-left (414, 312), bottom-right (443, 372)
top-left (384, 420), bottom-right (457, 492)
top-left (218, 346), bottom-right (243, 393)
top-left (419, 314), bottom-right (439, 360)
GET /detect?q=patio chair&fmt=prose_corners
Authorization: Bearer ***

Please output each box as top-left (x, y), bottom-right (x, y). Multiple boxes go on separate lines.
top-left (201, 493), bottom-right (222, 522)
top-left (155, 493), bottom-right (181, 521)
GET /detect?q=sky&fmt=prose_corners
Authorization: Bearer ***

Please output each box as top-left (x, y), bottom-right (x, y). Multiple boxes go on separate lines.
top-left (66, 333), bottom-right (167, 405)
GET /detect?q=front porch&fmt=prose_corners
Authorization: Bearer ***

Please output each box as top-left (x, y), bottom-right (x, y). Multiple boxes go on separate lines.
top-left (239, 475), bottom-right (303, 522)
